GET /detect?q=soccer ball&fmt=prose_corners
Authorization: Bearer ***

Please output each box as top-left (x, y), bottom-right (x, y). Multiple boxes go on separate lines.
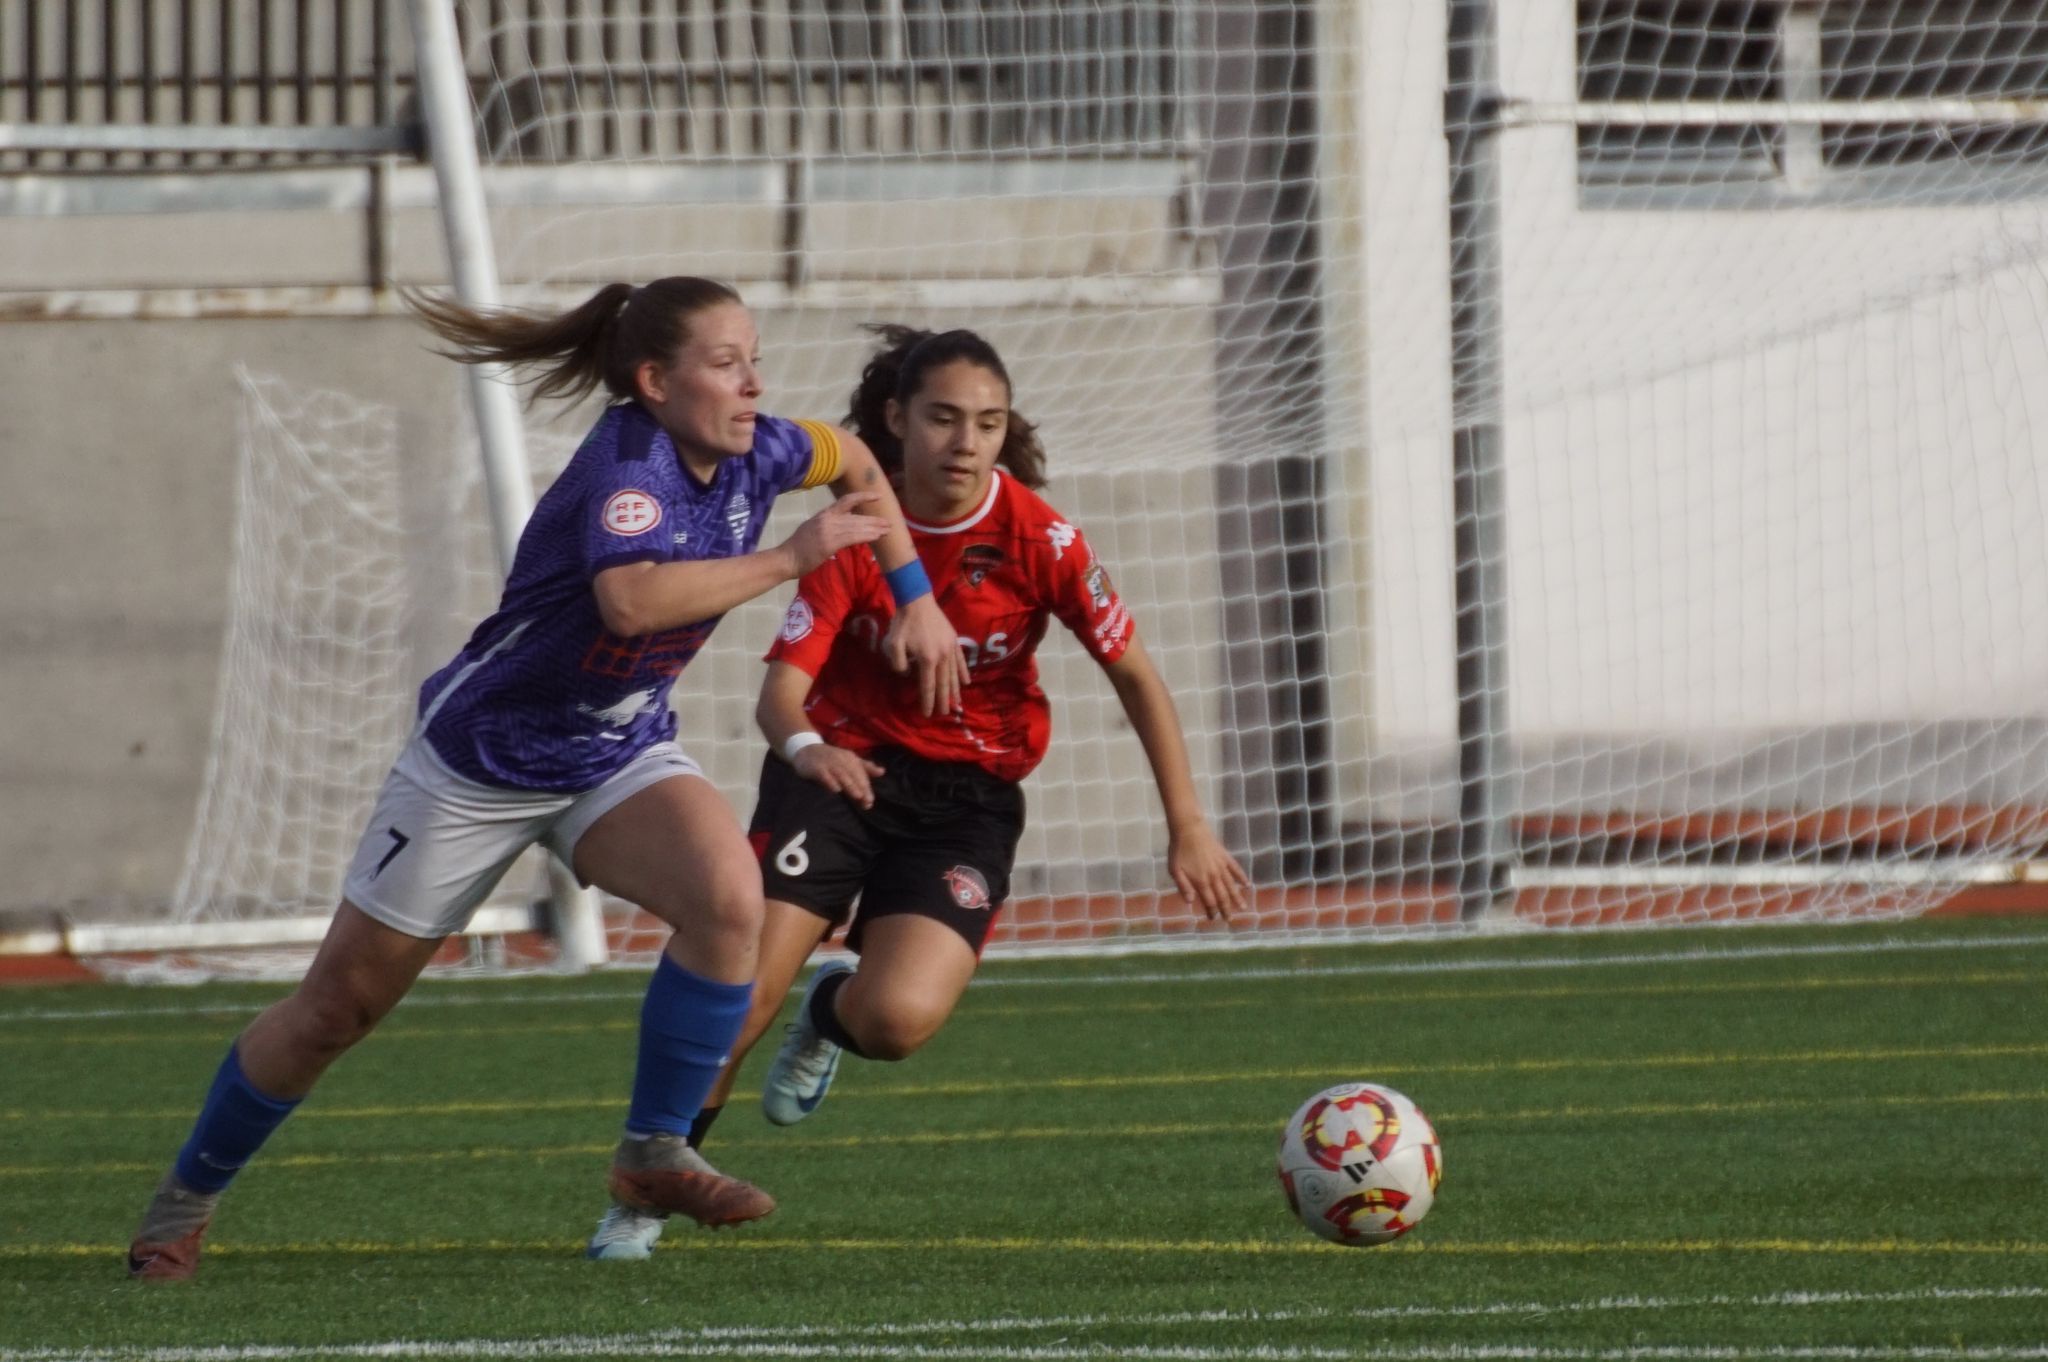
top-left (1276, 1082), bottom-right (1442, 1245)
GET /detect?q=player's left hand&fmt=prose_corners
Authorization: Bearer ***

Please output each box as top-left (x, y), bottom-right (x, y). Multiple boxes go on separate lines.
top-left (1168, 822), bottom-right (1251, 922)
top-left (883, 593), bottom-right (970, 716)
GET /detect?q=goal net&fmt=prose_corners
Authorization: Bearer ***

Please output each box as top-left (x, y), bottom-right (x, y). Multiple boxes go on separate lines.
top-left (155, 0), bottom-right (2048, 971)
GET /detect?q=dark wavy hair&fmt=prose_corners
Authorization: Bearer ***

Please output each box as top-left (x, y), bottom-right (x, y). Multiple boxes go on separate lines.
top-left (406, 276), bottom-right (744, 408)
top-left (843, 324), bottom-right (1047, 490)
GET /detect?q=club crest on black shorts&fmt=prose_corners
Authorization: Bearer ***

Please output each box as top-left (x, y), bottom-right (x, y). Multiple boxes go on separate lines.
top-left (943, 865), bottom-right (992, 911)
top-left (749, 748), bottom-right (1023, 954)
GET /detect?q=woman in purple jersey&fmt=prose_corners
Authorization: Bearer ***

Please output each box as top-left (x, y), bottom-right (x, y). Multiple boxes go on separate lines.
top-left (125, 277), bottom-right (968, 1280)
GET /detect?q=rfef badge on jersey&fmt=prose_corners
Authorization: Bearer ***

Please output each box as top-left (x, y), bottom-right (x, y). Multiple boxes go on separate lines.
top-left (602, 489), bottom-right (661, 535)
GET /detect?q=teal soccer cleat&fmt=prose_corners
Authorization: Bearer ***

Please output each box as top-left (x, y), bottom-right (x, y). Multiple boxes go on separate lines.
top-left (760, 960), bottom-right (853, 1126)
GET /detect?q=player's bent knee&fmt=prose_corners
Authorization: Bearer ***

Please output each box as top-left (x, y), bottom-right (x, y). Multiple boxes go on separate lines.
top-left (646, 848), bottom-right (763, 940)
top-left (856, 1027), bottom-right (922, 1063)
top-left (700, 865), bottom-right (765, 941)
top-left (854, 1008), bottom-right (945, 1062)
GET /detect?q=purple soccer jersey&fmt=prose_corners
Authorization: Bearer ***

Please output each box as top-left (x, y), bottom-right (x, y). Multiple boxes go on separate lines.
top-left (416, 404), bottom-right (841, 791)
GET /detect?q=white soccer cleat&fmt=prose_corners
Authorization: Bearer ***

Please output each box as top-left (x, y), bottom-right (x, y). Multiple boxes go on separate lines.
top-left (761, 960), bottom-right (854, 1126)
top-left (584, 1202), bottom-right (668, 1261)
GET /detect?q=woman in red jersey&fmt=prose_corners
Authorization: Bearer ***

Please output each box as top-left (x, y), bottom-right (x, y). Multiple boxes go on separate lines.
top-left (655, 325), bottom-right (1248, 1197)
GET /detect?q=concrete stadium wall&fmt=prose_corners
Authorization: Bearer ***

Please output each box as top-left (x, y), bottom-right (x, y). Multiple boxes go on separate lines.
top-left (0, 304), bottom-right (1227, 920)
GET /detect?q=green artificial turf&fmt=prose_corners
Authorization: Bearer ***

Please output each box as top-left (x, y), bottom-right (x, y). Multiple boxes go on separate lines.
top-left (1, 915), bottom-right (2043, 1359)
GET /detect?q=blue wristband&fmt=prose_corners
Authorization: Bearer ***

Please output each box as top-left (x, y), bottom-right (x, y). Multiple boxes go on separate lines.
top-left (884, 558), bottom-right (933, 608)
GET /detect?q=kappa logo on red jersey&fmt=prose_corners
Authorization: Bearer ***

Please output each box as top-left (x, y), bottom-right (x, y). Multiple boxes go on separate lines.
top-left (602, 490), bottom-right (662, 536)
top-left (941, 865), bottom-right (992, 911)
top-left (1045, 521), bottom-right (1078, 559)
top-left (779, 596), bottom-right (815, 643)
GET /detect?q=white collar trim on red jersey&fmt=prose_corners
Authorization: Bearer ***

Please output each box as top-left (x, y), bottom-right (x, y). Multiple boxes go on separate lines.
top-left (905, 468), bottom-right (1003, 535)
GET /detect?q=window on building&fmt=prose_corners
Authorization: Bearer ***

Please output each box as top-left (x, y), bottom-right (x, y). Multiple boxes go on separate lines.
top-left (1821, 2), bottom-right (2048, 173)
top-left (1577, 0), bottom-right (1784, 187)
top-left (1576, 0), bottom-right (2048, 202)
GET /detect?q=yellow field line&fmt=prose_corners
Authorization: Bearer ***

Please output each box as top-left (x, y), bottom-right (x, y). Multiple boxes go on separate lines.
top-left (0, 1020), bottom-right (643, 1047)
top-left (5, 970), bottom-right (2039, 1046)
top-left (7, 1040), bottom-right (2047, 1125)
top-left (4, 1087), bottom-right (2043, 1179)
top-left (844, 1040), bottom-right (2048, 1098)
top-left (1, 1094), bottom-right (626, 1122)
top-left (6, 1235), bottom-right (2046, 1261)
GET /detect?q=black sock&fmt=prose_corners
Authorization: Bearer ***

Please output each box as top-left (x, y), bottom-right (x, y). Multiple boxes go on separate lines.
top-left (686, 1104), bottom-right (723, 1150)
top-left (807, 968), bottom-right (870, 1059)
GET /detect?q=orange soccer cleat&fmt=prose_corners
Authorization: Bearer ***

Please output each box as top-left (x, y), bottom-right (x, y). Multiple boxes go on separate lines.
top-left (603, 1134), bottom-right (776, 1230)
top-left (126, 1173), bottom-right (220, 1282)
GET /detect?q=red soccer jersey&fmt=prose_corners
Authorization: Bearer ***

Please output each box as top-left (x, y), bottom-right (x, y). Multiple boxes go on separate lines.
top-left (766, 469), bottom-right (1134, 783)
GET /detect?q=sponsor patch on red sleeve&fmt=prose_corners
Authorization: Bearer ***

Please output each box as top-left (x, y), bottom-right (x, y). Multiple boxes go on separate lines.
top-left (779, 596), bottom-right (815, 643)
top-left (602, 490), bottom-right (662, 536)
top-left (1093, 600), bottom-right (1132, 652)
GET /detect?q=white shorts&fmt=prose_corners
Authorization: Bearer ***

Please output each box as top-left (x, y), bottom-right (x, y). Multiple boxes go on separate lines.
top-left (341, 733), bottom-right (705, 940)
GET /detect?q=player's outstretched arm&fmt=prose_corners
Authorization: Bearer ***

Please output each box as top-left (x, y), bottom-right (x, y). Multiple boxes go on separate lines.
top-left (756, 661), bottom-right (886, 809)
top-left (825, 428), bottom-right (969, 716)
top-left (592, 493), bottom-right (887, 637)
top-left (1101, 637), bottom-right (1252, 921)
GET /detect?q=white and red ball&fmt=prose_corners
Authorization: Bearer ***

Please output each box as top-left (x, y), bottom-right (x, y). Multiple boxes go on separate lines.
top-left (1276, 1082), bottom-right (1442, 1246)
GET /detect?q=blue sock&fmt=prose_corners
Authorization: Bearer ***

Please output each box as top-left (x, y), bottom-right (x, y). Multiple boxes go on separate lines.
top-left (172, 1046), bottom-right (302, 1194)
top-left (626, 954), bottom-right (752, 1138)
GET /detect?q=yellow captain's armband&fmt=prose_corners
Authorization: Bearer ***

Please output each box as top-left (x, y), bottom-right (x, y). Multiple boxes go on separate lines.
top-left (792, 419), bottom-right (844, 489)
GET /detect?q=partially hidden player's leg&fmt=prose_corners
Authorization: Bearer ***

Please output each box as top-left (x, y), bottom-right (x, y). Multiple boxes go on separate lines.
top-left (571, 774), bottom-right (777, 1251)
top-left (695, 897), bottom-right (834, 1145)
top-left (761, 913), bottom-right (979, 1126)
top-left (129, 903), bottom-right (442, 1281)
top-left (829, 913), bottom-right (978, 1061)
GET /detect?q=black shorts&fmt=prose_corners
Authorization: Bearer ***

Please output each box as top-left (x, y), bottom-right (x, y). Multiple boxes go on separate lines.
top-left (748, 746), bottom-right (1026, 955)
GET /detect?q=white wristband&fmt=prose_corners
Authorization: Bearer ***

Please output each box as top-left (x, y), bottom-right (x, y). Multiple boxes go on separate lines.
top-left (780, 731), bottom-right (825, 764)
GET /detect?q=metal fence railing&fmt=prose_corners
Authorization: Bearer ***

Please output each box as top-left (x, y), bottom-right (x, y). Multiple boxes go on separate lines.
top-left (0, 1), bottom-right (1190, 173)
top-left (0, 0), bottom-right (407, 170)
top-left (467, 0), bottom-right (1188, 162)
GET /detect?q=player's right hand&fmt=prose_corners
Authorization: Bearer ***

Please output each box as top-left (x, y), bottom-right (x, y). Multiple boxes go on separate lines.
top-left (1168, 822), bottom-right (1252, 923)
top-left (792, 743), bottom-right (887, 809)
top-left (783, 492), bottom-right (888, 576)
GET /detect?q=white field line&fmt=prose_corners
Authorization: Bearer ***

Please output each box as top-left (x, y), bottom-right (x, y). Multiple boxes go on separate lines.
top-left (1, 1285), bottom-right (2041, 1362)
top-left (6, 929), bottom-right (2048, 1026)
top-left (12, 1343), bottom-right (2048, 1351)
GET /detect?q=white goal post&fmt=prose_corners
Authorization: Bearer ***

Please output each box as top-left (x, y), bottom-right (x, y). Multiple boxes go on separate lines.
top-left (408, 0), bottom-right (610, 969)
